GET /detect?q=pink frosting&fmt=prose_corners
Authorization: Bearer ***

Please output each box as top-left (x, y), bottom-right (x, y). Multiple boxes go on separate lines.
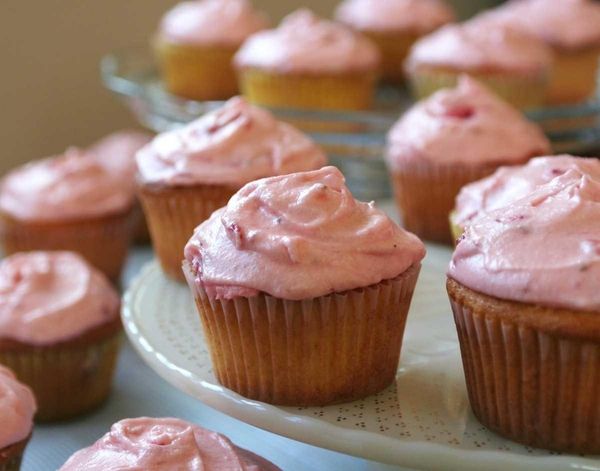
top-left (136, 97), bottom-right (327, 187)
top-left (453, 155), bottom-right (600, 227)
top-left (185, 166), bottom-right (425, 300)
top-left (405, 16), bottom-right (553, 74)
top-left (0, 148), bottom-right (135, 222)
top-left (0, 366), bottom-right (36, 450)
top-left (335, 0), bottom-right (455, 34)
top-left (386, 77), bottom-right (551, 168)
top-left (0, 251), bottom-right (120, 345)
top-left (449, 169), bottom-right (600, 311)
top-left (158, 0), bottom-right (268, 47)
top-left (234, 9), bottom-right (380, 74)
top-left (59, 417), bottom-right (280, 471)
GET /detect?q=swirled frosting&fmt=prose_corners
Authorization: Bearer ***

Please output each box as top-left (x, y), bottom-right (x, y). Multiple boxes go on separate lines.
top-left (0, 251), bottom-right (120, 345)
top-left (0, 148), bottom-right (136, 222)
top-left (335, 0), bottom-right (455, 34)
top-left (234, 9), bottom-right (380, 74)
top-left (453, 155), bottom-right (600, 227)
top-left (386, 77), bottom-right (551, 168)
top-left (449, 169), bottom-right (600, 311)
top-left (136, 97), bottom-right (327, 187)
top-left (185, 166), bottom-right (425, 300)
top-left (158, 0), bottom-right (268, 47)
top-left (405, 16), bottom-right (552, 74)
top-left (59, 417), bottom-right (280, 471)
top-left (0, 366), bottom-right (36, 450)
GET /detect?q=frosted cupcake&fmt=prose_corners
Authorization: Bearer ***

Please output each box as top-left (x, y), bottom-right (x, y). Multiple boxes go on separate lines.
top-left (335, 0), bottom-right (454, 83)
top-left (0, 366), bottom-right (36, 471)
top-left (60, 417), bottom-right (280, 470)
top-left (0, 149), bottom-right (137, 280)
top-left (405, 17), bottom-right (553, 109)
top-left (451, 155), bottom-right (600, 240)
top-left (385, 76), bottom-right (551, 243)
top-left (447, 169), bottom-right (600, 453)
top-left (184, 166), bottom-right (425, 406)
top-left (0, 251), bottom-right (121, 421)
top-left (155, 0), bottom-right (268, 100)
top-left (136, 97), bottom-right (327, 280)
top-left (234, 9), bottom-right (380, 110)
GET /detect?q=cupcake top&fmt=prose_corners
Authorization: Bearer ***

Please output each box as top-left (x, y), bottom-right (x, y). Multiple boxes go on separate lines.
top-left (59, 417), bottom-right (280, 471)
top-left (449, 169), bottom-right (600, 311)
top-left (453, 155), bottom-right (600, 227)
top-left (386, 77), bottom-right (551, 168)
top-left (0, 148), bottom-right (135, 222)
top-left (185, 166), bottom-right (425, 300)
top-left (136, 97), bottom-right (327, 187)
top-left (335, 0), bottom-right (455, 35)
top-left (158, 0), bottom-right (268, 47)
top-left (0, 251), bottom-right (120, 345)
top-left (405, 17), bottom-right (553, 74)
top-left (0, 366), bottom-right (36, 450)
top-left (234, 9), bottom-right (380, 74)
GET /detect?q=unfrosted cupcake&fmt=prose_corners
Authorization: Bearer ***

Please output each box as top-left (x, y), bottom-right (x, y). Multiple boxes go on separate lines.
top-left (405, 17), bottom-right (553, 109)
top-left (0, 366), bottom-right (36, 471)
top-left (451, 155), bottom-right (600, 240)
top-left (60, 417), bottom-right (280, 470)
top-left (136, 97), bottom-right (327, 280)
top-left (334, 0), bottom-right (454, 83)
top-left (155, 0), bottom-right (268, 100)
top-left (447, 169), bottom-right (600, 453)
top-left (0, 149), bottom-right (137, 280)
top-left (234, 9), bottom-right (380, 110)
top-left (385, 76), bottom-right (551, 243)
top-left (0, 251), bottom-right (121, 421)
top-left (183, 166), bottom-right (425, 406)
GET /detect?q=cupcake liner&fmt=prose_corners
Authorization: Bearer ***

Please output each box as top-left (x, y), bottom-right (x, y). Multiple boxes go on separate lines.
top-left (184, 262), bottom-right (421, 406)
top-left (447, 278), bottom-right (600, 453)
top-left (0, 209), bottom-right (135, 282)
top-left (364, 31), bottom-right (419, 83)
top-left (0, 436), bottom-right (30, 471)
top-left (139, 183), bottom-right (236, 281)
top-left (546, 46), bottom-right (600, 104)
top-left (0, 321), bottom-right (122, 422)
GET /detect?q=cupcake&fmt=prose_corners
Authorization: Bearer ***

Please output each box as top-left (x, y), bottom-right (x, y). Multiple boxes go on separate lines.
top-left (183, 166), bottom-right (425, 406)
top-left (451, 155), bottom-right (600, 240)
top-left (479, 0), bottom-right (600, 104)
top-left (447, 169), bottom-right (600, 453)
top-left (234, 9), bottom-right (381, 110)
top-left (0, 366), bottom-right (36, 471)
top-left (385, 76), bottom-right (551, 243)
top-left (59, 417), bottom-right (280, 470)
top-left (0, 251), bottom-right (122, 421)
top-left (0, 149), bottom-right (137, 281)
top-left (136, 96), bottom-right (327, 281)
top-left (155, 0), bottom-right (268, 100)
top-left (404, 16), bottom-right (553, 109)
top-left (334, 0), bottom-right (454, 83)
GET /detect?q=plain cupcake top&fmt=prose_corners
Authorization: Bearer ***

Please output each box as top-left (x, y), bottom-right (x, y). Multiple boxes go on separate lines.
top-left (136, 97), bottom-right (327, 187)
top-left (0, 148), bottom-right (136, 222)
top-left (386, 77), bottom-right (551, 168)
top-left (405, 16), bottom-right (552, 74)
top-left (185, 166), bottom-right (425, 300)
top-left (449, 169), bottom-right (600, 311)
top-left (0, 366), bottom-right (36, 450)
top-left (158, 0), bottom-right (268, 47)
top-left (59, 417), bottom-right (280, 471)
top-left (234, 9), bottom-right (380, 74)
top-left (335, 0), bottom-right (454, 34)
top-left (0, 251), bottom-right (119, 345)
top-left (453, 155), bottom-right (600, 227)
top-left (480, 0), bottom-right (600, 51)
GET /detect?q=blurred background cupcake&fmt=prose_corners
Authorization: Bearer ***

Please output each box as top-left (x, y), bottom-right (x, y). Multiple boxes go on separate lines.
top-left (155, 0), bottom-right (268, 100)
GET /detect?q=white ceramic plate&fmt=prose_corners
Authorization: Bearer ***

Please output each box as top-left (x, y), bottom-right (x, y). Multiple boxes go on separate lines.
top-left (122, 244), bottom-right (600, 471)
